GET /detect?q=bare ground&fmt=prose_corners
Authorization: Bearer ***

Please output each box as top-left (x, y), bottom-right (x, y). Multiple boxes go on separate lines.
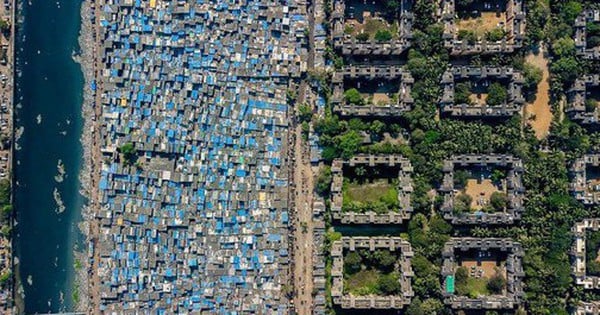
top-left (457, 12), bottom-right (506, 38)
top-left (464, 179), bottom-right (499, 210)
top-left (292, 84), bottom-right (315, 315)
top-left (525, 47), bottom-right (552, 139)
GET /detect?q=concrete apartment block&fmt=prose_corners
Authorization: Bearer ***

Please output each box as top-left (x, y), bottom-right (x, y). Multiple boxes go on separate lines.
top-left (574, 301), bottom-right (600, 314)
top-left (331, 237), bottom-right (414, 309)
top-left (331, 0), bottom-right (413, 55)
top-left (441, 238), bottom-right (525, 310)
top-left (575, 10), bottom-right (600, 60)
top-left (572, 219), bottom-right (600, 289)
top-left (331, 65), bottom-right (414, 117)
top-left (439, 0), bottom-right (525, 56)
top-left (439, 66), bottom-right (525, 118)
top-left (567, 75), bottom-right (600, 126)
top-left (330, 154), bottom-right (413, 224)
top-left (439, 154), bottom-right (525, 225)
top-left (570, 155), bottom-right (600, 205)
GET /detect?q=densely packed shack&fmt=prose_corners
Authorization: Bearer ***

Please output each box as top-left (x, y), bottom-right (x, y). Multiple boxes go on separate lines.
top-left (93, 0), bottom-right (307, 312)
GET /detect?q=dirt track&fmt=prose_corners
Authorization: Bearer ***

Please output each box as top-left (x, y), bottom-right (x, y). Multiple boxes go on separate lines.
top-left (291, 118), bottom-right (315, 314)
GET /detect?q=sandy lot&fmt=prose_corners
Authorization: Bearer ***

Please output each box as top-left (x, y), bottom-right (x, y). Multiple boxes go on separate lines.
top-left (461, 259), bottom-right (505, 279)
top-left (372, 93), bottom-right (391, 104)
top-left (464, 179), bottom-right (499, 210)
top-left (525, 48), bottom-right (552, 139)
top-left (469, 93), bottom-right (488, 106)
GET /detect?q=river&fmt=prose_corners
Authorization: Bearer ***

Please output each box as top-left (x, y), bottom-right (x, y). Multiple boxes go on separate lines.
top-left (13, 0), bottom-right (85, 312)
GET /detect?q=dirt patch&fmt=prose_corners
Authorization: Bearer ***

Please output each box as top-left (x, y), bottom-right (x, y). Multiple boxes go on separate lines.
top-left (457, 12), bottom-right (506, 38)
top-left (464, 179), bottom-right (499, 210)
top-left (525, 48), bottom-right (552, 139)
top-left (345, 15), bottom-right (398, 39)
top-left (469, 93), bottom-right (488, 106)
top-left (372, 93), bottom-right (391, 104)
top-left (461, 259), bottom-right (505, 279)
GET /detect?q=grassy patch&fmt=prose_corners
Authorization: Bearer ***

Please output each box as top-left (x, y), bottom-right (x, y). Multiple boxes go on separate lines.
top-left (465, 277), bottom-right (490, 297)
top-left (345, 269), bottom-right (381, 295)
top-left (342, 179), bottom-right (398, 214)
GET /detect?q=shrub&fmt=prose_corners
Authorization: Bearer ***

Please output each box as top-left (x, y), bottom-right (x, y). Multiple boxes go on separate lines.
top-left (454, 193), bottom-right (473, 214)
top-left (489, 192), bottom-right (508, 211)
top-left (486, 82), bottom-right (508, 106)
top-left (356, 32), bottom-right (370, 41)
top-left (586, 99), bottom-right (597, 113)
top-left (374, 29), bottom-right (393, 42)
top-left (457, 29), bottom-right (477, 44)
top-left (485, 28), bottom-right (505, 42)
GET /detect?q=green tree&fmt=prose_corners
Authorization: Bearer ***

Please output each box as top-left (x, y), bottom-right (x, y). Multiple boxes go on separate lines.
top-left (457, 29), bottom-right (477, 44)
top-left (420, 298), bottom-right (443, 314)
top-left (550, 56), bottom-right (581, 84)
top-left (119, 143), bottom-right (137, 166)
top-left (453, 169), bottom-right (470, 188)
top-left (454, 82), bottom-right (472, 105)
top-left (344, 251), bottom-right (362, 274)
top-left (377, 273), bottom-right (401, 295)
top-left (489, 192), bottom-right (508, 211)
top-left (316, 166), bottom-right (332, 196)
top-left (487, 272), bottom-right (506, 294)
top-left (356, 32), bottom-right (369, 42)
top-left (297, 104), bottom-right (313, 123)
top-left (0, 20), bottom-right (9, 34)
top-left (490, 169), bottom-right (506, 183)
top-left (486, 82), bottom-right (508, 106)
top-left (374, 30), bottom-right (393, 42)
top-left (454, 193), bottom-right (472, 214)
top-left (344, 88), bottom-right (364, 105)
top-left (337, 130), bottom-right (362, 159)
top-left (384, 0), bottom-right (399, 11)
top-left (551, 37), bottom-right (576, 58)
top-left (0, 271), bottom-right (10, 286)
top-left (560, 1), bottom-right (582, 23)
top-left (373, 250), bottom-right (397, 272)
top-left (523, 63), bottom-right (543, 93)
top-left (455, 266), bottom-right (469, 296)
top-left (485, 28), bottom-right (505, 42)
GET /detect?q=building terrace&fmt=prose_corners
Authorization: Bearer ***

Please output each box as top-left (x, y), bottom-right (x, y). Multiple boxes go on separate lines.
top-left (572, 219), bottom-right (600, 289)
top-left (575, 9), bottom-right (600, 60)
top-left (440, 66), bottom-right (525, 118)
top-left (439, 154), bottom-right (525, 225)
top-left (567, 75), bottom-right (600, 126)
top-left (439, 0), bottom-right (525, 56)
top-left (575, 301), bottom-right (600, 314)
top-left (330, 154), bottom-right (413, 224)
top-left (332, 65), bottom-right (414, 117)
top-left (331, 0), bottom-right (413, 55)
top-left (331, 236), bottom-right (414, 309)
top-left (570, 155), bottom-right (600, 205)
top-left (441, 238), bottom-right (525, 310)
